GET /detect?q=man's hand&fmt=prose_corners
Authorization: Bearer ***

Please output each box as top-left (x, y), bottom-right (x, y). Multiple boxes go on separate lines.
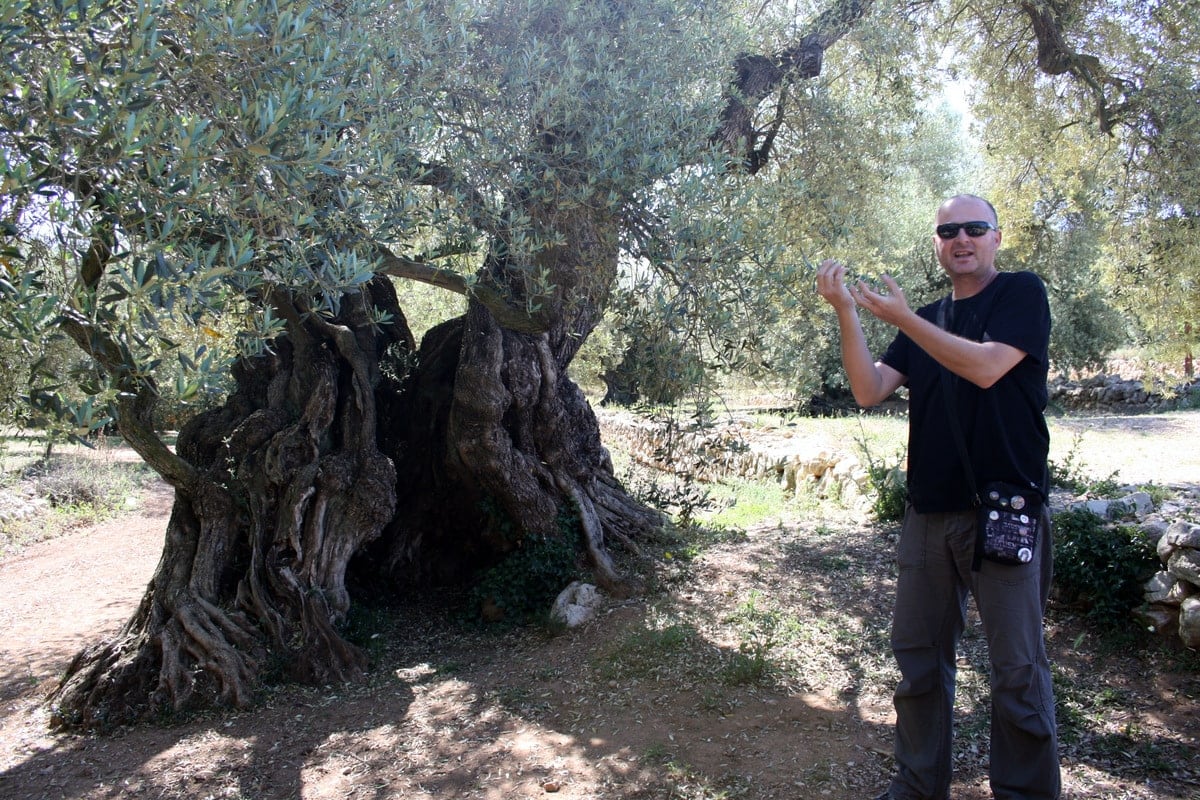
top-left (815, 259), bottom-right (857, 313)
top-left (814, 258), bottom-right (907, 407)
top-left (851, 274), bottom-right (913, 327)
top-left (846, 271), bottom-right (1027, 390)
top-left (817, 261), bottom-right (914, 328)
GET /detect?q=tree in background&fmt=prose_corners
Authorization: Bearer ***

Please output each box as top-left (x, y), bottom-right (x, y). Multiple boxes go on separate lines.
top-left (1, 0), bottom-right (1196, 729)
top-left (963, 0), bottom-right (1200, 378)
top-left (693, 0), bottom-right (1200, 401)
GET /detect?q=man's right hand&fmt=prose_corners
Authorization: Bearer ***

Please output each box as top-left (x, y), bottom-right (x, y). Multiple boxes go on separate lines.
top-left (816, 259), bottom-right (856, 314)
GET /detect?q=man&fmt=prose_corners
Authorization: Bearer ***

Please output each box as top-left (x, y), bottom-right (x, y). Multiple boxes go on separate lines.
top-left (815, 194), bottom-right (1060, 800)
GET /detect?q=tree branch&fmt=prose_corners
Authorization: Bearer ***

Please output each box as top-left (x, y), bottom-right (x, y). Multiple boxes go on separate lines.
top-left (715, 0), bottom-right (875, 172)
top-left (58, 306), bottom-right (198, 489)
top-left (374, 247), bottom-right (551, 334)
top-left (409, 161), bottom-right (503, 240)
top-left (1018, 0), bottom-right (1121, 134)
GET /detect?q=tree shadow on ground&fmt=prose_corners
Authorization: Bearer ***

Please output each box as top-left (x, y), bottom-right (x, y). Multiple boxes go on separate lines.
top-left (2, 511), bottom-right (1197, 799)
top-left (0, 593), bottom-right (899, 799)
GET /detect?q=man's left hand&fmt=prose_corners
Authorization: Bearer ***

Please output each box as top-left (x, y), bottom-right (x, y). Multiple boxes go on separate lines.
top-left (851, 274), bottom-right (912, 326)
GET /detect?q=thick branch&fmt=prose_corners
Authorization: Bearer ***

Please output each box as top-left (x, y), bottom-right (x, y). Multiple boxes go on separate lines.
top-left (410, 161), bottom-right (502, 240)
top-left (715, 0), bottom-right (875, 172)
top-left (375, 247), bottom-right (551, 334)
top-left (304, 295), bottom-right (381, 449)
top-left (1019, 0), bottom-right (1119, 133)
top-left (58, 306), bottom-right (198, 488)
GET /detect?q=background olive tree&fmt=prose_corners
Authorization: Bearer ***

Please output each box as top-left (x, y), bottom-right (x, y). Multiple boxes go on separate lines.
top-left (597, 0), bottom-right (1200, 409)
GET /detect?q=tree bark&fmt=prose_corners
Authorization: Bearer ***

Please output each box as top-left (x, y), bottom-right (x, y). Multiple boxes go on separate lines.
top-left (46, 0), bottom-right (881, 729)
top-left (374, 207), bottom-right (662, 603)
top-left (51, 239), bottom-right (661, 727)
top-left (50, 280), bottom-right (410, 729)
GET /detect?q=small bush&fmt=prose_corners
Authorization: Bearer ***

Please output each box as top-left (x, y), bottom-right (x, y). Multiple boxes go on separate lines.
top-left (856, 435), bottom-right (907, 523)
top-left (468, 507), bottom-right (583, 625)
top-left (28, 460), bottom-right (132, 508)
top-left (623, 467), bottom-right (715, 528)
top-left (1052, 507), bottom-right (1159, 629)
top-left (1049, 433), bottom-right (1120, 496)
top-left (2, 454), bottom-right (151, 557)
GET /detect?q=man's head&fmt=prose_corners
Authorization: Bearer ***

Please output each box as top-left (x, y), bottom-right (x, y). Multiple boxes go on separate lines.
top-left (934, 194), bottom-right (1002, 285)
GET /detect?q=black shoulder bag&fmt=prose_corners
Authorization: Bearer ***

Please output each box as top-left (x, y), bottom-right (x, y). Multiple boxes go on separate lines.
top-left (937, 297), bottom-right (1042, 570)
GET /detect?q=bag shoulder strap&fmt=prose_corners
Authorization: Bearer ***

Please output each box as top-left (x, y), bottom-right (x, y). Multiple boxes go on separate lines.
top-left (938, 297), bottom-right (989, 571)
top-left (936, 296), bottom-right (979, 502)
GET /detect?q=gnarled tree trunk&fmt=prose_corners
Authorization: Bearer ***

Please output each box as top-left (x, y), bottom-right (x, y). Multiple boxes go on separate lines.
top-left (51, 230), bottom-right (661, 728)
top-left (375, 205), bottom-right (662, 600)
top-left (50, 281), bottom-right (410, 729)
top-left (46, 0), bottom-right (878, 728)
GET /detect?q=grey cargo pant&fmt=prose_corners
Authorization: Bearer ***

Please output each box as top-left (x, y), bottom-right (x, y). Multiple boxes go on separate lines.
top-left (885, 506), bottom-right (1060, 800)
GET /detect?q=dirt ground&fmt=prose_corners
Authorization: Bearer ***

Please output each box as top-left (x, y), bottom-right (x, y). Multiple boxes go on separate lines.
top-left (1, 413), bottom-right (1198, 800)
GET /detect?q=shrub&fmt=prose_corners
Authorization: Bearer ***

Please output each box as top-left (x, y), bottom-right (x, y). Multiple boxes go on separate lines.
top-left (468, 507), bottom-right (583, 625)
top-left (1052, 507), bottom-right (1159, 629)
top-left (856, 435), bottom-right (907, 523)
top-left (1049, 432), bottom-right (1121, 496)
top-left (624, 468), bottom-right (715, 528)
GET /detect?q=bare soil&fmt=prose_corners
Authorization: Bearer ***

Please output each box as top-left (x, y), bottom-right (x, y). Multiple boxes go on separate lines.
top-left (1, 413), bottom-right (1199, 800)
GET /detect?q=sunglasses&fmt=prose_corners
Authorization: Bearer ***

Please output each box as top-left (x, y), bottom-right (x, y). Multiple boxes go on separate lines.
top-left (936, 221), bottom-right (999, 239)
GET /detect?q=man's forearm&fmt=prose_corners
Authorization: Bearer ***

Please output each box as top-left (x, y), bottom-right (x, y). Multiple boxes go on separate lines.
top-left (893, 310), bottom-right (1023, 389)
top-left (836, 306), bottom-right (892, 407)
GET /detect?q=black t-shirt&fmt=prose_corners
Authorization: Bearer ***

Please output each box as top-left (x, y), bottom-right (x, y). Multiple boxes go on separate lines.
top-left (881, 271), bottom-right (1051, 513)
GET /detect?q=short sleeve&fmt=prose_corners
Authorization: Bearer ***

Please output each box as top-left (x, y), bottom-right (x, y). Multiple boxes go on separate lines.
top-left (984, 272), bottom-right (1050, 365)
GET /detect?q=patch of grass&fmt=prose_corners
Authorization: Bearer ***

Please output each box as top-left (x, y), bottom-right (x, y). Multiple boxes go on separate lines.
top-left (721, 646), bottom-right (774, 687)
top-left (593, 619), bottom-right (712, 683)
top-left (657, 759), bottom-right (753, 800)
top-left (697, 689), bottom-right (729, 713)
top-left (634, 515), bottom-right (749, 595)
top-left (1135, 480), bottom-right (1175, 505)
top-left (488, 684), bottom-right (553, 715)
top-left (641, 741), bottom-right (671, 763)
top-left (596, 621), bottom-right (696, 677)
top-left (1087, 730), bottom-right (1191, 777)
top-left (701, 479), bottom-right (787, 529)
top-left (1, 452), bottom-right (154, 558)
top-left (1052, 660), bottom-right (1196, 779)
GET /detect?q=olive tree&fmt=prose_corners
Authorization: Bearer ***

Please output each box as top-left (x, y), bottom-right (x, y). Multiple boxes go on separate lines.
top-left (0, 0), bottom-right (871, 728)
top-left (961, 0), bottom-right (1200, 374)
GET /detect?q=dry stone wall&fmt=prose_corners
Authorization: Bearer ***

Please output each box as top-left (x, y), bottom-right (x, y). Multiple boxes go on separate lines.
top-left (599, 408), bottom-right (1200, 646)
top-left (1050, 374), bottom-right (1199, 413)
top-left (596, 409), bottom-right (871, 507)
top-left (1141, 520), bottom-right (1200, 647)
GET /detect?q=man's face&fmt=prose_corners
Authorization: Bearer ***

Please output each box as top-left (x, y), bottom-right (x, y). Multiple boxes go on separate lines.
top-left (933, 197), bottom-right (1001, 279)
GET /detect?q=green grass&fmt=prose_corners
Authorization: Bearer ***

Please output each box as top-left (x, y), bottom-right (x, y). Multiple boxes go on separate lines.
top-left (1, 434), bottom-right (156, 559)
top-left (747, 410), bottom-right (909, 453)
top-left (592, 618), bottom-right (709, 682)
top-left (702, 479), bottom-right (788, 529)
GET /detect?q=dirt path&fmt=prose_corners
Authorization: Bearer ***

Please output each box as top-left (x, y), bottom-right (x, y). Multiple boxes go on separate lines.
top-left (0, 483), bottom-right (172, 693)
top-left (0, 483), bottom-right (172, 762)
top-left (0, 481), bottom-right (890, 800)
